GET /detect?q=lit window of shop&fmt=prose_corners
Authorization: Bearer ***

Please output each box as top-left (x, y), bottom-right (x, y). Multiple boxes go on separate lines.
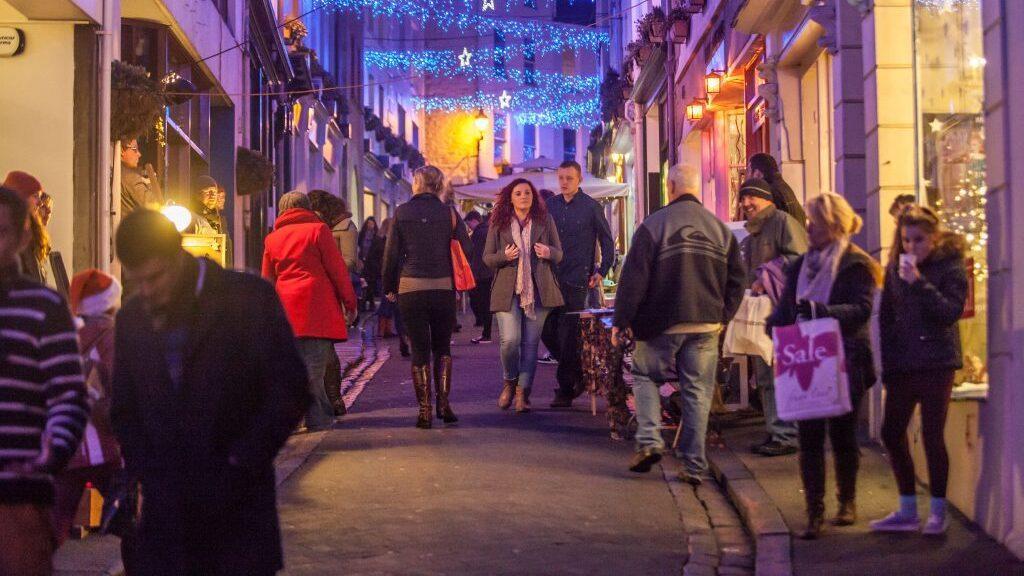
top-left (493, 113), bottom-right (507, 164)
top-left (912, 0), bottom-right (988, 396)
top-left (523, 123), bottom-right (537, 160)
top-left (563, 129), bottom-right (577, 162)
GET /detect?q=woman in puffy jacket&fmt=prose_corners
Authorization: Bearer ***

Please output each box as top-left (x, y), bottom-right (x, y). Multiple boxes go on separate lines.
top-left (870, 204), bottom-right (968, 536)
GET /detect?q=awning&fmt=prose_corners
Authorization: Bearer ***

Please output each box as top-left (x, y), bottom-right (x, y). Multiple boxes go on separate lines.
top-left (454, 171), bottom-right (629, 202)
top-left (1, 0), bottom-right (100, 22)
top-left (511, 155), bottom-right (561, 171)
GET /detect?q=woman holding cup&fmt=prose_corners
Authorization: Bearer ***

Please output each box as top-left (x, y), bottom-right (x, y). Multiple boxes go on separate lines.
top-left (871, 205), bottom-right (969, 535)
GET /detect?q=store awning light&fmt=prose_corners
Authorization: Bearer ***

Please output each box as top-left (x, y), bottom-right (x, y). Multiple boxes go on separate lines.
top-left (686, 99), bottom-right (705, 121)
top-left (161, 203), bottom-right (193, 233)
top-left (705, 71), bottom-right (723, 96)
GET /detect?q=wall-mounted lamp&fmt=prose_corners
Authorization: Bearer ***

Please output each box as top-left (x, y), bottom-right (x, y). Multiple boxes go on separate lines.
top-left (686, 98), bottom-right (705, 121)
top-left (473, 109), bottom-right (489, 134)
top-left (704, 71), bottom-right (723, 97)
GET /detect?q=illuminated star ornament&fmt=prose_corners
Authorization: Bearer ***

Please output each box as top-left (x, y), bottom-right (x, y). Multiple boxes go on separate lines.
top-left (929, 118), bottom-right (945, 133)
top-left (482, 0), bottom-right (495, 10)
top-left (498, 90), bottom-right (512, 109)
top-left (458, 47), bottom-right (473, 68)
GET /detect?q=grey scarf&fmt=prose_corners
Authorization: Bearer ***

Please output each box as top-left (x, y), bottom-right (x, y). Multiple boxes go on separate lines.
top-left (797, 239), bottom-right (846, 308)
top-left (511, 217), bottom-right (536, 319)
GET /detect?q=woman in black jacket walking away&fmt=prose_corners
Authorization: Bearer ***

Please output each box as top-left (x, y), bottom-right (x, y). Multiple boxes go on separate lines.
top-left (871, 205), bottom-right (968, 536)
top-left (383, 166), bottom-right (472, 428)
top-left (768, 192), bottom-right (880, 540)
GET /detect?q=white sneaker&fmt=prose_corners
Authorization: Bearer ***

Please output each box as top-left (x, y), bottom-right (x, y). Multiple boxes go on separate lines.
top-left (921, 513), bottom-right (949, 536)
top-left (869, 512), bottom-right (920, 532)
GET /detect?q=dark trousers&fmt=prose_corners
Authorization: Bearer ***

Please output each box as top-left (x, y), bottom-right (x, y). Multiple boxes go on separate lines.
top-left (881, 370), bottom-right (955, 498)
top-left (540, 308), bottom-right (560, 360)
top-left (554, 284), bottom-right (589, 397)
top-left (398, 289), bottom-right (456, 366)
top-left (469, 283), bottom-right (493, 339)
top-left (798, 391), bottom-right (864, 508)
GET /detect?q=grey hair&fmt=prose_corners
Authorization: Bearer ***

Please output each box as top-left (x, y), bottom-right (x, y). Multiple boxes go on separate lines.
top-left (413, 165), bottom-right (445, 196)
top-left (667, 163), bottom-right (700, 197)
top-left (278, 190), bottom-right (311, 212)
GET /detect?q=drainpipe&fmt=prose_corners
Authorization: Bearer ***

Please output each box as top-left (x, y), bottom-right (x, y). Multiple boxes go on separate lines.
top-left (96, 0), bottom-right (115, 273)
top-left (665, 42), bottom-right (677, 166)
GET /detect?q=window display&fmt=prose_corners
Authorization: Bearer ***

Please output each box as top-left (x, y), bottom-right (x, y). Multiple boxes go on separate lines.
top-left (913, 0), bottom-right (987, 394)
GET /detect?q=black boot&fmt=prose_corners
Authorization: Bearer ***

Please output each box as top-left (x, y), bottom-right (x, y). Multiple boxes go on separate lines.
top-left (412, 364), bottom-right (432, 429)
top-left (434, 355), bottom-right (458, 424)
top-left (799, 450), bottom-right (826, 539)
top-left (833, 450), bottom-right (859, 526)
top-left (399, 336), bottom-right (410, 358)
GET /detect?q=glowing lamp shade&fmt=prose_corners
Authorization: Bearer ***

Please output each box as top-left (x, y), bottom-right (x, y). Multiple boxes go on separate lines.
top-left (704, 72), bottom-right (723, 96)
top-left (686, 100), bottom-right (705, 121)
top-left (473, 109), bottom-right (489, 133)
top-left (161, 204), bottom-right (193, 233)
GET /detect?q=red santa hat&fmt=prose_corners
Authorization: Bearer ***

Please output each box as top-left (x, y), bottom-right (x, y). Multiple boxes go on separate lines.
top-left (70, 269), bottom-right (122, 317)
top-left (3, 170), bottom-right (43, 200)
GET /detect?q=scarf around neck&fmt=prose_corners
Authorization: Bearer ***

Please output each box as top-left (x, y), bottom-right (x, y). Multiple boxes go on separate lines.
top-left (511, 216), bottom-right (536, 319)
top-left (797, 239), bottom-right (847, 311)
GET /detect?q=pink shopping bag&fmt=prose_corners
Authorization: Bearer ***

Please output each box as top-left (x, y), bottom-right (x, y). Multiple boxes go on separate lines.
top-left (771, 317), bottom-right (852, 421)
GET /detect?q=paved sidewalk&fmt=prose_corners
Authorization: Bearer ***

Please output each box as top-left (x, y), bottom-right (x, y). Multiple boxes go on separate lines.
top-left (276, 320), bottom-right (690, 576)
top-left (714, 416), bottom-right (1024, 576)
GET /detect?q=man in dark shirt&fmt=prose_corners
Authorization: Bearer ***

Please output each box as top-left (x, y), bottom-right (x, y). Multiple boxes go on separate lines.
top-left (546, 160), bottom-right (615, 407)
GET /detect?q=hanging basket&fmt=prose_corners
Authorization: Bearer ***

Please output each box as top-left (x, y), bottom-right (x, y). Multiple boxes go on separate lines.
top-left (670, 19), bottom-right (690, 44)
top-left (110, 61), bottom-right (165, 143)
top-left (236, 147), bottom-right (275, 196)
top-left (638, 44), bottom-right (653, 65)
top-left (650, 21), bottom-right (666, 43)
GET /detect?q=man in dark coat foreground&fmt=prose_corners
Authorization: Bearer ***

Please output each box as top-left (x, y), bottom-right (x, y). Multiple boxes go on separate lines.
top-left (110, 210), bottom-right (311, 576)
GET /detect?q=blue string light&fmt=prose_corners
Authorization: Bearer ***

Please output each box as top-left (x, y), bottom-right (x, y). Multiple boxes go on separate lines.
top-left (313, 0), bottom-right (607, 52)
top-left (364, 49), bottom-right (600, 88)
top-left (411, 90), bottom-right (597, 128)
top-left (514, 99), bottom-right (598, 128)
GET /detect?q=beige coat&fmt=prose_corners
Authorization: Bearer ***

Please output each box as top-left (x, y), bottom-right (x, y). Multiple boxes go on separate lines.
top-left (332, 218), bottom-right (360, 272)
top-left (483, 213), bottom-right (565, 312)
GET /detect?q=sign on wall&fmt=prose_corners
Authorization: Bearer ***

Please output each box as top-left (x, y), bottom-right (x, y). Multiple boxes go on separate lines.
top-left (0, 28), bottom-right (25, 57)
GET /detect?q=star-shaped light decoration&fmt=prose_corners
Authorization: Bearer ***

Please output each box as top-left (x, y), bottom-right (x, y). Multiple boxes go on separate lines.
top-left (458, 47), bottom-right (473, 68)
top-left (929, 118), bottom-right (945, 134)
top-left (498, 90), bottom-right (512, 109)
top-left (482, 0), bottom-right (495, 11)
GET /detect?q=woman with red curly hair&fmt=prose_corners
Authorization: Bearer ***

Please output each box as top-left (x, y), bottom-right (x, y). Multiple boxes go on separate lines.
top-left (483, 178), bottom-right (564, 412)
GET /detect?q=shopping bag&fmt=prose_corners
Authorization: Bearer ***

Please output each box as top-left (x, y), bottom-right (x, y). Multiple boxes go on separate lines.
top-left (723, 290), bottom-right (774, 364)
top-left (771, 317), bottom-right (852, 421)
top-left (449, 208), bottom-right (476, 291)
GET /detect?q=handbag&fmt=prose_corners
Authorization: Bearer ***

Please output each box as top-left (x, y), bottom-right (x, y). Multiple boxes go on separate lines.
top-left (723, 290), bottom-right (774, 364)
top-left (771, 315), bottom-right (852, 421)
top-left (449, 209), bottom-right (476, 291)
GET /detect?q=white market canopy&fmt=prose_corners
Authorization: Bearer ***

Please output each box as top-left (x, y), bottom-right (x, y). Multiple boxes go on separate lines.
top-left (454, 171), bottom-right (629, 202)
top-left (511, 155), bottom-right (561, 171)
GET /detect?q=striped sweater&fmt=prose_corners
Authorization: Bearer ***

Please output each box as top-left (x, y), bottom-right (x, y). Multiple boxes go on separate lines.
top-left (1, 273), bottom-right (89, 504)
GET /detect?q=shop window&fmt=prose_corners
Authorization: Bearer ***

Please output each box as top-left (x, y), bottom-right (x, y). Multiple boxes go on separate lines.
top-left (563, 129), bottom-right (577, 162)
top-left (493, 29), bottom-right (507, 79)
top-left (913, 0), bottom-right (987, 396)
top-left (726, 109), bottom-right (746, 221)
top-left (523, 38), bottom-right (536, 86)
top-left (493, 113), bottom-right (507, 164)
top-left (523, 123), bottom-right (536, 160)
top-left (363, 190), bottom-right (376, 219)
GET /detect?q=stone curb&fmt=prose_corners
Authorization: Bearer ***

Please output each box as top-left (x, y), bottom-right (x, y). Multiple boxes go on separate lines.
top-left (706, 441), bottom-right (794, 576)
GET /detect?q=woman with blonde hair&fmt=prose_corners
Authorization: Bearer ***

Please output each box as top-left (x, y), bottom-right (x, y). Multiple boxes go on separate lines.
top-left (768, 192), bottom-right (881, 539)
top-left (383, 166), bottom-right (472, 428)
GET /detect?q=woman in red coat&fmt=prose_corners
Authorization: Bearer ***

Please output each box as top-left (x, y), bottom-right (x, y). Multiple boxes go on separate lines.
top-left (262, 191), bottom-right (358, 430)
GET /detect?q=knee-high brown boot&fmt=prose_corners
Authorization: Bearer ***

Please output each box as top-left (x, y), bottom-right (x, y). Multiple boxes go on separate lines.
top-left (412, 364), bottom-right (432, 429)
top-left (434, 355), bottom-right (458, 424)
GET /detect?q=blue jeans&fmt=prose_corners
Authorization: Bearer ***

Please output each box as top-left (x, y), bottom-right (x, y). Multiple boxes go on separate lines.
top-left (495, 296), bottom-right (550, 391)
top-left (631, 330), bottom-right (720, 475)
top-left (753, 356), bottom-right (798, 446)
top-left (296, 338), bottom-right (336, 430)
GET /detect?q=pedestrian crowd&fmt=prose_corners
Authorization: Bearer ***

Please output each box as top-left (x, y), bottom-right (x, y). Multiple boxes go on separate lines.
top-left (0, 147), bottom-right (969, 574)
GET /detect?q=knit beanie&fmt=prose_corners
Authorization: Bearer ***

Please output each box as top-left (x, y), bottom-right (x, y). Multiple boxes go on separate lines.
top-left (70, 269), bottom-right (122, 316)
top-left (3, 171), bottom-right (43, 200)
top-left (738, 178), bottom-right (774, 202)
top-left (195, 175), bottom-right (218, 191)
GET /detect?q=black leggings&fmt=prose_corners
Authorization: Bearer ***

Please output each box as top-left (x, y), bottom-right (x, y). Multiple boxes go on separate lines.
top-left (798, 391), bottom-right (864, 505)
top-left (398, 289), bottom-right (456, 366)
top-left (881, 370), bottom-right (955, 498)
